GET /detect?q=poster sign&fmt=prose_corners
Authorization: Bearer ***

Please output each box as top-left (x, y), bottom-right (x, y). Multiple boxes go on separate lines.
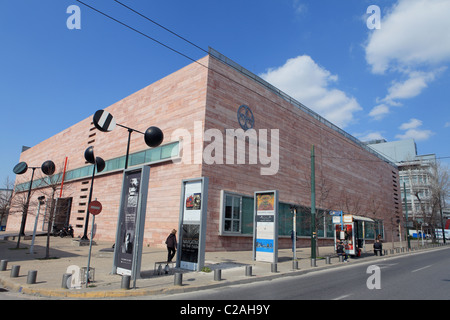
top-left (253, 190), bottom-right (278, 263)
top-left (177, 177), bottom-right (209, 271)
top-left (113, 166), bottom-right (150, 279)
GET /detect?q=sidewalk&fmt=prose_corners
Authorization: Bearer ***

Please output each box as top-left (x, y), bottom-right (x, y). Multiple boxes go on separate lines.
top-left (0, 233), bottom-right (447, 299)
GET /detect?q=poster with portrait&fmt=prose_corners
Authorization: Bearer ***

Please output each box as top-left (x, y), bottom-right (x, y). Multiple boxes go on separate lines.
top-left (113, 166), bottom-right (149, 278)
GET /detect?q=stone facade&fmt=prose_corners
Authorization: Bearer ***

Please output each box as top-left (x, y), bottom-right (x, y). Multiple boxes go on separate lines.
top-left (9, 52), bottom-right (401, 251)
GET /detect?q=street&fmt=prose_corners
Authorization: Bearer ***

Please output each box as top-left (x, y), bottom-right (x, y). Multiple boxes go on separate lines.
top-left (156, 247), bottom-right (450, 300)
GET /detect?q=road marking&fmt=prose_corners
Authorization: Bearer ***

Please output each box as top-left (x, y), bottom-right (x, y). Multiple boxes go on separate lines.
top-left (411, 265), bottom-right (432, 273)
top-left (333, 294), bottom-right (352, 300)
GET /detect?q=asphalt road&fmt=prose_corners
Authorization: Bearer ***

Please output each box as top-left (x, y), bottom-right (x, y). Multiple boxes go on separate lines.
top-left (158, 246), bottom-right (450, 300)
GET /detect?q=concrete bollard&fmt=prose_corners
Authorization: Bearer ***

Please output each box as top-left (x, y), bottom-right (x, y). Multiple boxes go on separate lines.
top-left (62, 273), bottom-right (71, 289)
top-left (10, 265), bottom-right (20, 278)
top-left (245, 265), bottom-right (252, 276)
top-left (326, 256), bottom-right (331, 264)
top-left (292, 260), bottom-right (299, 270)
top-left (27, 270), bottom-right (37, 284)
top-left (0, 260), bottom-right (7, 271)
top-left (214, 269), bottom-right (222, 281)
top-left (271, 263), bottom-right (277, 273)
top-left (311, 258), bottom-right (317, 267)
top-left (121, 275), bottom-right (131, 290)
top-left (174, 272), bottom-right (183, 286)
top-left (338, 255), bottom-right (344, 262)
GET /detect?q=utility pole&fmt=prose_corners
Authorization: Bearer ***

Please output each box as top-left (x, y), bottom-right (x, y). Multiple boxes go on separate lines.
top-left (311, 145), bottom-right (316, 261)
top-left (403, 182), bottom-right (411, 250)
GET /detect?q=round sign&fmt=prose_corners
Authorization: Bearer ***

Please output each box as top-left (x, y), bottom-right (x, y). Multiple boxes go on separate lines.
top-left (41, 160), bottom-right (56, 176)
top-left (93, 110), bottom-right (116, 132)
top-left (13, 162), bottom-right (28, 175)
top-left (144, 126), bottom-right (164, 148)
top-left (88, 200), bottom-right (102, 216)
top-left (237, 105), bottom-right (254, 131)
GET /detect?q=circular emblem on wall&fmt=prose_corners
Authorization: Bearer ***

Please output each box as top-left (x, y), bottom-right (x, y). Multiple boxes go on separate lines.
top-left (237, 105), bottom-right (255, 131)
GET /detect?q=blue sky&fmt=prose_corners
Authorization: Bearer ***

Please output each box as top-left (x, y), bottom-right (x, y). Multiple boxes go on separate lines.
top-left (1, 0), bottom-right (449, 186)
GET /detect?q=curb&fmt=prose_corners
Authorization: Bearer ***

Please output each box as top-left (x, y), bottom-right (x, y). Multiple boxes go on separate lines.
top-left (1, 245), bottom-right (448, 299)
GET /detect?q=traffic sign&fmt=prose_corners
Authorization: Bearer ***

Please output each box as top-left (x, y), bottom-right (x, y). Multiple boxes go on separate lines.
top-left (88, 200), bottom-right (102, 216)
top-left (93, 110), bottom-right (116, 132)
top-left (329, 210), bottom-right (342, 216)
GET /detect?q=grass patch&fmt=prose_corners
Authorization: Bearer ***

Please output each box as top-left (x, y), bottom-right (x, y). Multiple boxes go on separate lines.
top-left (201, 267), bottom-right (212, 273)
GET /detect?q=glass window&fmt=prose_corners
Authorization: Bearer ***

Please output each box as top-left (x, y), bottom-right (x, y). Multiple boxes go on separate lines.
top-left (223, 194), bottom-right (242, 233)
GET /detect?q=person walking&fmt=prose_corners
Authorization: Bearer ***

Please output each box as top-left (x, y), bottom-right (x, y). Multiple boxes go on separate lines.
top-left (165, 229), bottom-right (177, 263)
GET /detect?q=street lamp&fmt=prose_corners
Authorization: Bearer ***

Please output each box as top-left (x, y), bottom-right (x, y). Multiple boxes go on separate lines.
top-left (12, 160), bottom-right (55, 248)
top-left (81, 146), bottom-right (105, 240)
top-left (92, 109), bottom-right (164, 169)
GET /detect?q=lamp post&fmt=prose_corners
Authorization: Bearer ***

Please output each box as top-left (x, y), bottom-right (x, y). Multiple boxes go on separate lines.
top-left (311, 145), bottom-right (316, 262)
top-left (92, 109), bottom-right (164, 169)
top-left (13, 160), bottom-right (55, 249)
top-left (81, 147), bottom-right (105, 240)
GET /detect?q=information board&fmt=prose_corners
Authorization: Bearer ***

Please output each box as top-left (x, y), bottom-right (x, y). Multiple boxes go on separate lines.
top-left (253, 190), bottom-right (279, 263)
top-left (177, 177), bottom-right (209, 271)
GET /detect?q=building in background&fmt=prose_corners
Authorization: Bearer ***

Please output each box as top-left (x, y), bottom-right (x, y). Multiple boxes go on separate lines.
top-left (367, 139), bottom-right (442, 237)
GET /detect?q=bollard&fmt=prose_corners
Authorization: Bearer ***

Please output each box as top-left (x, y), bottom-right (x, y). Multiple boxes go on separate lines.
top-left (10, 265), bottom-right (20, 278)
top-left (0, 260), bottom-right (7, 271)
top-left (338, 255), bottom-right (344, 262)
top-left (121, 275), bottom-right (131, 290)
top-left (174, 272), bottom-right (183, 286)
top-left (311, 258), bottom-right (316, 267)
top-left (271, 263), bottom-right (277, 273)
top-left (326, 256), bottom-right (331, 265)
top-left (214, 269), bottom-right (222, 281)
top-left (62, 273), bottom-right (71, 289)
top-left (292, 260), bottom-right (299, 270)
top-left (27, 270), bottom-right (37, 284)
top-left (245, 265), bottom-right (252, 277)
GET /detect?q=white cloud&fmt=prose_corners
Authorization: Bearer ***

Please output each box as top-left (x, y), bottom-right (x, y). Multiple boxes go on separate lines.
top-left (385, 71), bottom-right (438, 102)
top-left (365, 0), bottom-right (450, 74)
top-left (369, 104), bottom-right (390, 120)
top-left (445, 122), bottom-right (450, 128)
top-left (354, 131), bottom-right (385, 142)
top-left (259, 55), bottom-right (361, 128)
top-left (365, 0), bottom-right (450, 120)
top-left (395, 118), bottom-right (434, 141)
top-left (399, 118), bottom-right (422, 130)
top-left (293, 0), bottom-right (307, 15)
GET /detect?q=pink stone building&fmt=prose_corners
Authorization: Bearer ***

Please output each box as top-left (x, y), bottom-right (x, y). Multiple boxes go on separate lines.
top-left (9, 49), bottom-right (402, 251)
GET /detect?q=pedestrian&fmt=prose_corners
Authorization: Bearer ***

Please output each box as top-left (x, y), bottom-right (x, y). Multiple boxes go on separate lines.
top-left (336, 240), bottom-right (348, 262)
top-left (165, 229), bottom-right (177, 263)
top-left (373, 239), bottom-right (383, 256)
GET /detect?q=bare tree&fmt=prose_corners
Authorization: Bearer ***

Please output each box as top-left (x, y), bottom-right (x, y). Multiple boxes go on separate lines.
top-left (0, 177), bottom-right (14, 229)
top-left (35, 162), bottom-right (73, 259)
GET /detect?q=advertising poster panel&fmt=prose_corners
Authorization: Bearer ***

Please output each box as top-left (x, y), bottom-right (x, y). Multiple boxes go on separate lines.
top-left (113, 166), bottom-right (149, 279)
top-left (177, 177), bottom-right (209, 271)
top-left (253, 190), bottom-right (278, 263)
